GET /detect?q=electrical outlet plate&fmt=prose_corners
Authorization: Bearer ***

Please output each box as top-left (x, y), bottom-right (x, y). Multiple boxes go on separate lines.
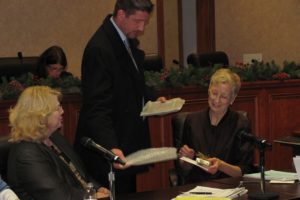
top-left (243, 53), bottom-right (262, 64)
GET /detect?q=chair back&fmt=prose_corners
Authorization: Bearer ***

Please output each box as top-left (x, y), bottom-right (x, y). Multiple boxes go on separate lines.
top-left (169, 112), bottom-right (191, 186)
top-left (0, 138), bottom-right (12, 181)
top-left (0, 56), bottom-right (38, 83)
top-left (142, 54), bottom-right (163, 72)
top-left (187, 51), bottom-right (229, 68)
top-left (171, 112), bottom-right (191, 149)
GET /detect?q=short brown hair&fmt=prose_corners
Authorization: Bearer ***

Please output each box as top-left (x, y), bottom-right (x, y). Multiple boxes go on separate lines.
top-left (113, 0), bottom-right (154, 17)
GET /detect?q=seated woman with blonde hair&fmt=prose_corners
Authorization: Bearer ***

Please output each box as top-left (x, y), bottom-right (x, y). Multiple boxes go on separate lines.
top-left (7, 86), bottom-right (109, 200)
top-left (178, 68), bottom-right (255, 183)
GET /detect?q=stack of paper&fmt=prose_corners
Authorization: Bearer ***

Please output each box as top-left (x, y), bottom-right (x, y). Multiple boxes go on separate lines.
top-left (244, 170), bottom-right (298, 182)
top-left (140, 98), bottom-right (185, 117)
top-left (173, 186), bottom-right (247, 200)
top-left (293, 156), bottom-right (300, 180)
top-left (125, 147), bottom-right (177, 166)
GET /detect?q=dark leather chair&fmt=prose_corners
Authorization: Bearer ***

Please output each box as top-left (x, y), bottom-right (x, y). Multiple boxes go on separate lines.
top-left (0, 56), bottom-right (38, 82)
top-left (142, 54), bottom-right (163, 72)
top-left (0, 137), bottom-right (11, 181)
top-left (187, 51), bottom-right (229, 68)
top-left (169, 112), bottom-right (191, 186)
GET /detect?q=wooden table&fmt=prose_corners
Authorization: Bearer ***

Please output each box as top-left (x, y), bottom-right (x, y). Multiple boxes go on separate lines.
top-left (274, 135), bottom-right (300, 156)
top-left (117, 177), bottom-right (300, 200)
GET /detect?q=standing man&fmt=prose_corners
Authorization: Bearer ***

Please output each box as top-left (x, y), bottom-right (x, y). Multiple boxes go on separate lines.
top-left (75, 0), bottom-right (161, 194)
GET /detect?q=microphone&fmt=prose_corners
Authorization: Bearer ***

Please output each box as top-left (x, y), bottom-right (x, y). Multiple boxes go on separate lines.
top-left (80, 137), bottom-right (126, 165)
top-left (239, 130), bottom-right (272, 148)
top-left (172, 59), bottom-right (180, 65)
top-left (17, 51), bottom-right (23, 65)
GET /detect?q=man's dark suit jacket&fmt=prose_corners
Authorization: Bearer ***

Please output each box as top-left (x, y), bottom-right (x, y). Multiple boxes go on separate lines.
top-left (74, 15), bottom-right (155, 182)
top-left (7, 132), bottom-right (98, 200)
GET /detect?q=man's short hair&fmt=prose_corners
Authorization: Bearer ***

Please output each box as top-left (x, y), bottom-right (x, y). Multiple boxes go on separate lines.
top-left (113, 0), bottom-right (154, 16)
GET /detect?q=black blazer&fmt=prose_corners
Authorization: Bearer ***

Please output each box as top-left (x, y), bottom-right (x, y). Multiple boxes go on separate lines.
top-left (75, 15), bottom-right (155, 180)
top-left (7, 132), bottom-right (99, 200)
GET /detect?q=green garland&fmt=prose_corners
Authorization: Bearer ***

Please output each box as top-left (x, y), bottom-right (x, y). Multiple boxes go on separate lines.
top-left (0, 73), bottom-right (81, 100)
top-left (2, 60), bottom-right (300, 99)
top-left (145, 60), bottom-right (300, 90)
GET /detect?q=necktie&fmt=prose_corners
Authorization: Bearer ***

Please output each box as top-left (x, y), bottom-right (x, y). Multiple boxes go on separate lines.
top-left (124, 39), bottom-right (145, 118)
top-left (124, 39), bottom-right (139, 72)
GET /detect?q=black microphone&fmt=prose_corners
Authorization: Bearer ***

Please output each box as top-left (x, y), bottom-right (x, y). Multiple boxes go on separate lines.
top-left (239, 130), bottom-right (272, 148)
top-left (80, 137), bottom-right (126, 165)
top-left (172, 59), bottom-right (180, 65)
top-left (17, 51), bottom-right (23, 65)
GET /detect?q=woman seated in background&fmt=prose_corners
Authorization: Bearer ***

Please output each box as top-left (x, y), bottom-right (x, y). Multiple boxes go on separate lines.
top-left (0, 177), bottom-right (19, 200)
top-left (178, 68), bottom-right (255, 183)
top-left (7, 86), bottom-right (109, 200)
top-left (9, 45), bottom-right (72, 91)
top-left (36, 45), bottom-right (72, 79)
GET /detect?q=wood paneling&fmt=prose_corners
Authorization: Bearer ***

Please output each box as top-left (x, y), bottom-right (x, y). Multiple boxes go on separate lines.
top-left (196, 0), bottom-right (215, 53)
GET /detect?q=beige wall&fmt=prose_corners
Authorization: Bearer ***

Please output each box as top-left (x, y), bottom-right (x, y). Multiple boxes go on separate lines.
top-left (163, 0), bottom-right (180, 69)
top-left (0, 0), bottom-right (158, 77)
top-left (215, 0), bottom-right (300, 65)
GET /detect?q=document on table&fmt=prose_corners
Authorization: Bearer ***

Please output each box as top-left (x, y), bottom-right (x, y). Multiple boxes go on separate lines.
top-left (243, 170), bottom-right (298, 181)
top-left (293, 156), bottom-right (300, 180)
top-left (140, 97), bottom-right (185, 117)
top-left (173, 185), bottom-right (247, 200)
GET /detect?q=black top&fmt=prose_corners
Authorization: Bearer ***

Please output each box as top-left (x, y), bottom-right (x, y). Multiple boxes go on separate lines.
top-left (7, 132), bottom-right (99, 200)
top-left (180, 108), bottom-right (255, 183)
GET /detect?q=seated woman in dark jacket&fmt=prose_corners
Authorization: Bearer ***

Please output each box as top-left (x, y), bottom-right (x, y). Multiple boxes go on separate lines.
top-left (178, 68), bottom-right (255, 183)
top-left (7, 86), bottom-right (109, 200)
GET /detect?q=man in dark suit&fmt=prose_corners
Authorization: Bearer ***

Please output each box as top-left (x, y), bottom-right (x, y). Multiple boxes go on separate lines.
top-left (75, 0), bottom-right (164, 194)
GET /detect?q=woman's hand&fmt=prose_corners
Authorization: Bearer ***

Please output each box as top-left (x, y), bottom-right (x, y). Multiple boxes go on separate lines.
top-left (179, 145), bottom-right (195, 159)
top-left (96, 187), bottom-right (110, 199)
top-left (206, 157), bottom-right (242, 177)
top-left (206, 157), bottom-right (222, 175)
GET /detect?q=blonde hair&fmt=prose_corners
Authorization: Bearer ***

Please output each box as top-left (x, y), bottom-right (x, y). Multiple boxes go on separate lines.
top-left (9, 86), bottom-right (62, 142)
top-left (209, 68), bottom-right (241, 97)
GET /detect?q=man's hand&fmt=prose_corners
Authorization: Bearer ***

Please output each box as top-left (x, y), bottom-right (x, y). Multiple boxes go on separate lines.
top-left (157, 96), bottom-right (167, 103)
top-left (96, 187), bottom-right (110, 199)
top-left (111, 148), bottom-right (130, 169)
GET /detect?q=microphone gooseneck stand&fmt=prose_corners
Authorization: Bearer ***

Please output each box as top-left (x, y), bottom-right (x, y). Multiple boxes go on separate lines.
top-left (108, 163), bottom-right (116, 200)
top-left (248, 140), bottom-right (279, 200)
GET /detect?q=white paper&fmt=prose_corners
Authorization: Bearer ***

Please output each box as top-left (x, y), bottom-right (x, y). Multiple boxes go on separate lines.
top-left (293, 156), bottom-right (300, 180)
top-left (174, 185), bottom-right (247, 199)
top-left (180, 156), bottom-right (209, 171)
top-left (125, 147), bottom-right (177, 166)
top-left (140, 98), bottom-right (185, 117)
top-left (244, 170), bottom-right (298, 181)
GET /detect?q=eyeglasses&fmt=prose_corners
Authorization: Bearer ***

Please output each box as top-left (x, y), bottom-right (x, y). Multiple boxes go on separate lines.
top-left (209, 90), bottom-right (231, 102)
